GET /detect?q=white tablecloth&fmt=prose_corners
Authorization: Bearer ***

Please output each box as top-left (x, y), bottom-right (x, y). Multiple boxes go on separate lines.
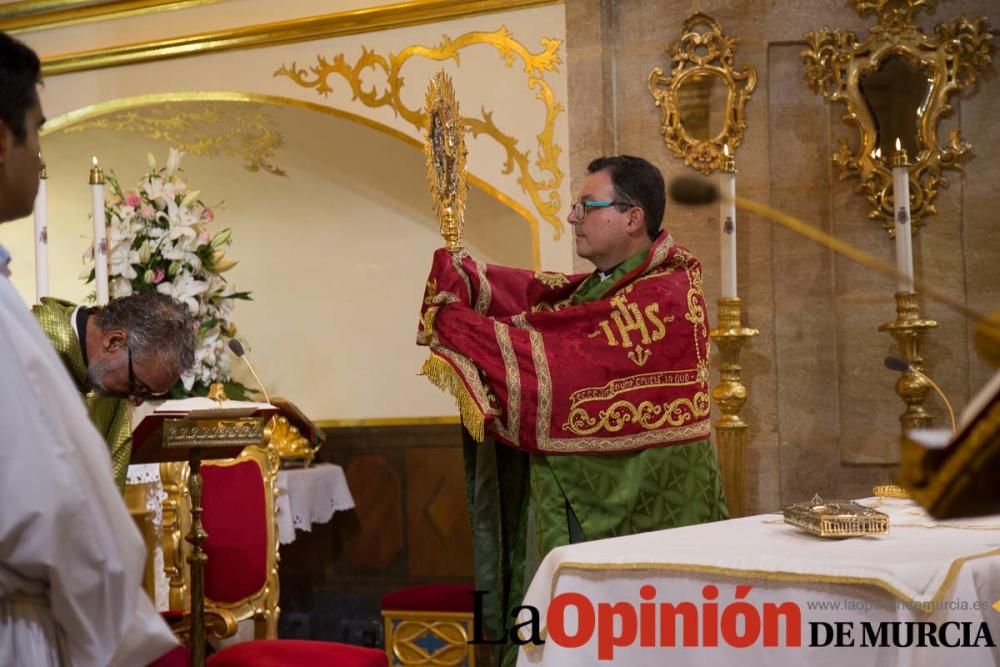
top-left (517, 498), bottom-right (1000, 666)
top-left (276, 463), bottom-right (355, 544)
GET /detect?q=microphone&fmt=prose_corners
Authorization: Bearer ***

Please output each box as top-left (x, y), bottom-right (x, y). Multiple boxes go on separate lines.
top-left (669, 176), bottom-right (720, 207)
top-left (668, 175), bottom-right (1000, 359)
top-left (883, 356), bottom-right (957, 432)
top-left (228, 338), bottom-right (271, 404)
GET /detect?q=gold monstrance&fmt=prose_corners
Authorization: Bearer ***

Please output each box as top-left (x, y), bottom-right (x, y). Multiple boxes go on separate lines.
top-left (424, 70), bottom-right (468, 253)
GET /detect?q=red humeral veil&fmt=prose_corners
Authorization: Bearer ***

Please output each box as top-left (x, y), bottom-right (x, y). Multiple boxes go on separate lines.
top-left (417, 233), bottom-right (711, 454)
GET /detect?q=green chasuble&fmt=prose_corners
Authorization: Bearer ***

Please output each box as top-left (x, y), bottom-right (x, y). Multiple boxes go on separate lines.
top-left (32, 298), bottom-right (132, 493)
top-left (462, 248), bottom-right (728, 666)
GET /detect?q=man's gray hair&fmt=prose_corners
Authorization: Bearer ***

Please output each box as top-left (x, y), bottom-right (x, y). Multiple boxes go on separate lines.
top-left (95, 290), bottom-right (197, 373)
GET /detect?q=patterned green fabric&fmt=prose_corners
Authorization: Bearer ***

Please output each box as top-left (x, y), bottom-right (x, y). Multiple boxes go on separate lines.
top-left (32, 298), bottom-right (132, 493)
top-left (464, 246), bottom-right (728, 667)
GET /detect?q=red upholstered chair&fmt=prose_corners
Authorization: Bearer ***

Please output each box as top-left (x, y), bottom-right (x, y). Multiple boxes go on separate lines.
top-left (381, 584), bottom-right (476, 666)
top-left (158, 439), bottom-right (387, 666)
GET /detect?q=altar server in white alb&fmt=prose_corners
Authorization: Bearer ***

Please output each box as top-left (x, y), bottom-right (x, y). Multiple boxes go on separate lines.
top-left (0, 32), bottom-right (178, 666)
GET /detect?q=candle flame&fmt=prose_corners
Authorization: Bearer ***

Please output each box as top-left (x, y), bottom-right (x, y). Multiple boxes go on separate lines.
top-left (91, 155), bottom-right (98, 167)
top-left (895, 138), bottom-right (902, 151)
top-left (723, 143), bottom-right (730, 157)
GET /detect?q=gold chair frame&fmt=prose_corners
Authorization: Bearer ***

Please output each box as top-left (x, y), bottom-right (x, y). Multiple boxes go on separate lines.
top-left (802, 0), bottom-right (992, 231)
top-left (160, 440), bottom-right (281, 640)
top-left (648, 13), bottom-right (756, 175)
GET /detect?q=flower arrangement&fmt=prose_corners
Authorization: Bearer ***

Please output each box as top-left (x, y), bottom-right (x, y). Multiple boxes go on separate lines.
top-left (86, 148), bottom-right (251, 398)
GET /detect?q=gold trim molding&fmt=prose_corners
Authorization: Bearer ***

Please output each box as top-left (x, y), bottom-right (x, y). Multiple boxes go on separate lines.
top-left (41, 91), bottom-right (542, 266)
top-left (39, 0), bottom-right (561, 76)
top-left (275, 27), bottom-right (566, 240)
top-left (0, 0), bottom-right (221, 34)
top-left (648, 13), bottom-right (756, 175)
top-left (802, 0), bottom-right (993, 230)
top-left (61, 101), bottom-right (287, 176)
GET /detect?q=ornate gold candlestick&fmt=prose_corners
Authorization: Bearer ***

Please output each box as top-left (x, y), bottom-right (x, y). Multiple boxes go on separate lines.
top-left (711, 297), bottom-right (758, 517)
top-left (879, 291), bottom-right (938, 432)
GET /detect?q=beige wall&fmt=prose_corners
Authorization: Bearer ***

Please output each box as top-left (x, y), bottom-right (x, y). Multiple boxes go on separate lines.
top-left (566, 0), bottom-right (1000, 512)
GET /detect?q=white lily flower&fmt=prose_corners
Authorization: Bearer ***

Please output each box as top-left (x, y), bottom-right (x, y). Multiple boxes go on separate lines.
top-left (166, 148), bottom-right (185, 176)
top-left (109, 242), bottom-right (139, 279)
top-left (156, 273), bottom-right (208, 315)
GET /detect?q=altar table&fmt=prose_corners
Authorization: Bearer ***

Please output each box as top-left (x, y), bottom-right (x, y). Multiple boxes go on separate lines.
top-left (516, 498), bottom-right (1000, 667)
top-left (276, 463), bottom-right (356, 544)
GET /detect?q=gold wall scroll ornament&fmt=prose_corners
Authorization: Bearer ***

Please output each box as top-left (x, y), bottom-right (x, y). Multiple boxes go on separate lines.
top-left (62, 102), bottom-right (287, 176)
top-left (802, 0), bottom-right (993, 231)
top-left (648, 13), bottom-right (757, 175)
top-left (275, 27), bottom-right (566, 239)
top-left (424, 71), bottom-right (468, 254)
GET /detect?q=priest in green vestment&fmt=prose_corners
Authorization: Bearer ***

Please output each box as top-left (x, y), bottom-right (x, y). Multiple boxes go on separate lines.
top-left (418, 155), bottom-right (728, 666)
top-left (32, 290), bottom-right (196, 491)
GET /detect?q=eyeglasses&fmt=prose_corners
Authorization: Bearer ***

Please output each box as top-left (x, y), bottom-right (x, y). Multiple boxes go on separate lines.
top-left (570, 199), bottom-right (634, 220)
top-left (127, 345), bottom-right (169, 400)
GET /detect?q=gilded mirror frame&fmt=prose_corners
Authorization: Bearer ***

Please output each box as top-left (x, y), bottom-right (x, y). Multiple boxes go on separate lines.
top-left (648, 13), bottom-right (756, 174)
top-left (803, 0), bottom-right (992, 232)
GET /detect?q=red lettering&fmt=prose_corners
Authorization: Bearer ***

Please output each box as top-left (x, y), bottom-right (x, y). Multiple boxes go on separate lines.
top-left (660, 602), bottom-right (698, 647)
top-left (639, 586), bottom-right (656, 647)
top-left (547, 593), bottom-right (595, 648)
top-left (597, 602), bottom-right (637, 660)
top-left (702, 585), bottom-right (719, 647)
top-left (763, 601), bottom-right (801, 647)
top-left (720, 586), bottom-right (760, 648)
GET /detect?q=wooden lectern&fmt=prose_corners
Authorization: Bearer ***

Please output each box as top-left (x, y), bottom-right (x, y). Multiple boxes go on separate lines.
top-left (899, 372), bottom-right (1000, 519)
top-left (131, 395), bottom-right (275, 667)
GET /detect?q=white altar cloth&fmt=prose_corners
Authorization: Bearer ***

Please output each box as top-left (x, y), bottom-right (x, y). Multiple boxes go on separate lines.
top-left (517, 498), bottom-right (1000, 666)
top-left (275, 463), bottom-right (355, 544)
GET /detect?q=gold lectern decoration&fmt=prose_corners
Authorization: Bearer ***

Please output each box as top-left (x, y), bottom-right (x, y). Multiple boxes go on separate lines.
top-left (784, 495), bottom-right (889, 538)
top-left (424, 71), bottom-right (469, 254)
top-left (648, 13), bottom-right (757, 175)
top-left (802, 0), bottom-right (992, 231)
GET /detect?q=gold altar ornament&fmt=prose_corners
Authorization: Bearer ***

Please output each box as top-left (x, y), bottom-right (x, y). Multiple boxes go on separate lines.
top-left (710, 297), bottom-right (758, 517)
top-left (424, 70), bottom-right (469, 254)
top-left (879, 291), bottom-right (938, 431)
top-left (802, 0), bottom-right (993, 231)
top-left (784, 494), bottom-right (889, 538)
top-left (648, 13), bottom-right (756, 175)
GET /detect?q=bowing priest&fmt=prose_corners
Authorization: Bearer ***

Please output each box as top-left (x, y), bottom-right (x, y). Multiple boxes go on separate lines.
top-left (33, 290), bottom-right (196, 492)
top-left (418, 155), bottom-right (727, 665)
top-left (0, 32), bottom-right (178, 666)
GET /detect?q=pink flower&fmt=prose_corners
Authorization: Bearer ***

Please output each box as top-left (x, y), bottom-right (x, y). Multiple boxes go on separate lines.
top-left (153, 268), bottom-right (166, 284)
top-left (198, 231), bottom-right (212, 243)
top-left (202, 209), bottom-right (214, 222)
top-left (124, 192), bottom-right (141, 208)
top-left (140, 205), bottom-right (155, 219)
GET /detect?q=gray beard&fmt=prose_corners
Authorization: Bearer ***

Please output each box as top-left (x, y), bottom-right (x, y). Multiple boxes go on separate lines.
top-left (86, 356), bottom-right (122, 396)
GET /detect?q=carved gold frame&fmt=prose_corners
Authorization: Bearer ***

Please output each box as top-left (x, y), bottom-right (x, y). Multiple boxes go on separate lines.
top-left (648, 13), bottom-right (756, 175)
top-left (802, 0), bottom-right (992, 231)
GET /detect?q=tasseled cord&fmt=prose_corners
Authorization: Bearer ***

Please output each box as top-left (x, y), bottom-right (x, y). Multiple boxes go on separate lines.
top-left (421, 353), bottom-right (486, 442)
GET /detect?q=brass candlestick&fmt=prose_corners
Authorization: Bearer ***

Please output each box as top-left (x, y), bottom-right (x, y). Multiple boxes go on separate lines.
top-left (879, 291), bottom-right (938, 432)
top-left (711, 297), bottom-right (758, 517)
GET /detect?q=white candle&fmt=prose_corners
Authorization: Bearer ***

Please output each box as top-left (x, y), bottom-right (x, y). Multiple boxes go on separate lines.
top-left (891, 138), bottom-right (914, 293)
top-left (720, 144), bottom-right (738, 298)
top-left (33, 157), bottom-right (48, 302)
top-left (89, 156), bottom-right (109, 305)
